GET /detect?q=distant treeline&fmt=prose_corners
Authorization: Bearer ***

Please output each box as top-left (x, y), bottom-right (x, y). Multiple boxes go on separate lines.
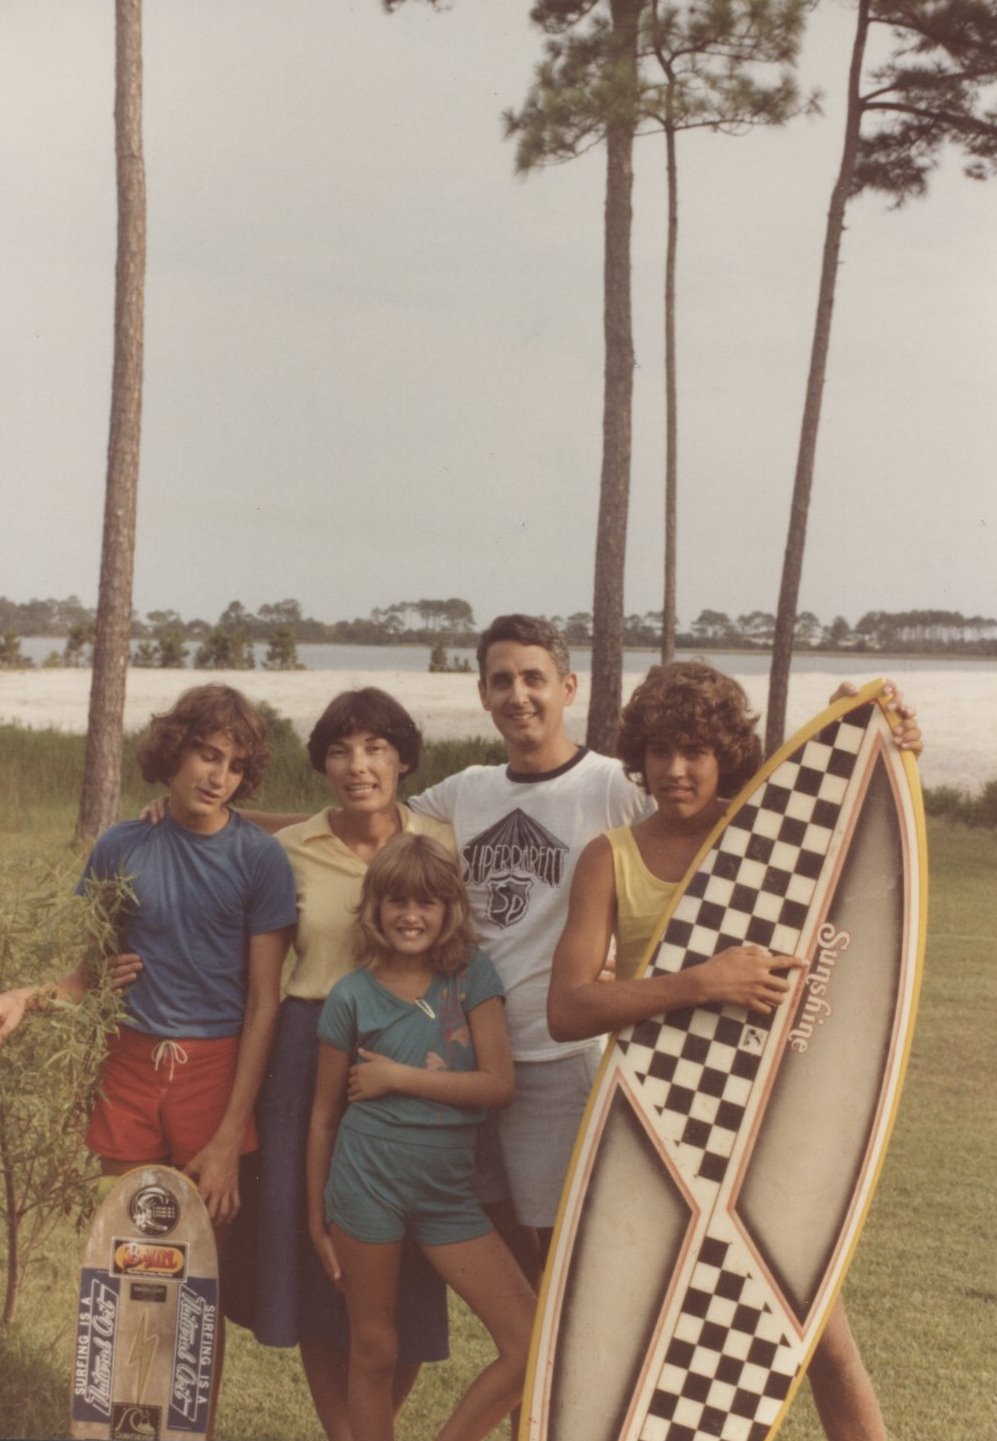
top-left (2, 595), bottom-right (996, 671)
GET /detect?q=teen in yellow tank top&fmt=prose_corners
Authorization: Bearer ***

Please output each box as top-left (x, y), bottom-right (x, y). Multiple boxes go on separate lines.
top-left (548, 663), bottom-right (923, 1441)
top-left (603, 825), bottom-right (677, 979)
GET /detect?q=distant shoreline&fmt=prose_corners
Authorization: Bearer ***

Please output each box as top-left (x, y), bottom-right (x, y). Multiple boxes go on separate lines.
top-left (11, 636), bottom-right (996, 666)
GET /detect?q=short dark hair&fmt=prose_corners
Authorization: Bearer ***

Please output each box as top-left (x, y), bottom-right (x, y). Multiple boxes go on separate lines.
top-left (616, 662), bottom-right (761, 797)
top-left (135, 685), bottom-right (270, 802)
top-left (306, 688), bottom-right (422, 774)
top-left (476, 614), bottom-right (571, 679)
top-left (352, 833), bottom-right (477, 975)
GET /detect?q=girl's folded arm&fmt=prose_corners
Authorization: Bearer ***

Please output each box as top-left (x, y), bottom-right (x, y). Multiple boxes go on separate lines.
top-left (349, 996), bottom-right (516, 1110)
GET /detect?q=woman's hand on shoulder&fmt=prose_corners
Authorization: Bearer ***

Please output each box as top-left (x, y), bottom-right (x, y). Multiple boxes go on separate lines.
top-left (138, 795), bottom-right (170, 824)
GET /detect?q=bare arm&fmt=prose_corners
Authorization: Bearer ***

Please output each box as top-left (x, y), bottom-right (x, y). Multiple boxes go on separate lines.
top-left (0, 962), bottom-right (93, 1045)
top-left (140, 797), bottom-right (307, 834)
top-left (548, 837), bottom-right (805, 1043)
top-left (183, 926), bottom-right (291, 1224)
top-left (347, 996), bottom-right (516, 1111)
top-left (306, 1041), bottom-right (350, 1287)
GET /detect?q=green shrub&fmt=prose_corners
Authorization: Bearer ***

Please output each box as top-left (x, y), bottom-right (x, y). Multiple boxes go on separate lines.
top-left (922, 784), bottom-right (971, 821)
top-left (971, 778), bottom-right (997, 828)
top-left (923, 780), bottom-right (997, 828)
top-left (0, 855), bottom-right (130, 1326)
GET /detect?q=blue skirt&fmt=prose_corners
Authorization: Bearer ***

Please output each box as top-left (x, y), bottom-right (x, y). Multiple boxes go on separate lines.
top-left (230, 995), bottom-right (449, 1360)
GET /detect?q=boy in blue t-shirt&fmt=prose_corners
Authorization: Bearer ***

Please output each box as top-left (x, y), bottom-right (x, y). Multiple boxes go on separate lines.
top-left (0, 684), bottom-right (296, 1228)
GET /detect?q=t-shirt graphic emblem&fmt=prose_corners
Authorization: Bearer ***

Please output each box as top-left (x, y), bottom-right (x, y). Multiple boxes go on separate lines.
top-left (462, 810), bottom-right (569, 929)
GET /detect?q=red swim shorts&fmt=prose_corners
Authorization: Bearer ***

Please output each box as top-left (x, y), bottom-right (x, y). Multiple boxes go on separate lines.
top-left (86, 1026), bottom-right (258, 1167)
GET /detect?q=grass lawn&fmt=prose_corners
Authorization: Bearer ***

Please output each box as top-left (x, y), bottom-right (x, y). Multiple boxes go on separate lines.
top-left (1, 771), bottom-right (994, 1438)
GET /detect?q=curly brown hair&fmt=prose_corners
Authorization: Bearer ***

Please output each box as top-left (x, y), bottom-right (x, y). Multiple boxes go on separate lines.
top-left (135, 685), bottom-right (271, 802)
top-left (617, 663), bottom-right (761, 797)
top-left (352, 834), bottom-right (477, 976)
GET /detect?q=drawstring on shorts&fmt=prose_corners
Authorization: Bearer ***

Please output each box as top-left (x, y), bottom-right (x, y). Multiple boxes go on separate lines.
top-left (151, 1039), bottom-right (189, 1082)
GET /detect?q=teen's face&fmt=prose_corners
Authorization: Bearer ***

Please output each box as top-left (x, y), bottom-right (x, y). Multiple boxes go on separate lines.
top-left (477, 642), bottom-right (577, 756)
top-left (643, 741), bottom-right (721, 823)
top-left (378, 895), bottom-right (446, 959)
top-left (168, 731), bottom-right (246, 833)
top-left (324, 731), bottom-right (407, 813)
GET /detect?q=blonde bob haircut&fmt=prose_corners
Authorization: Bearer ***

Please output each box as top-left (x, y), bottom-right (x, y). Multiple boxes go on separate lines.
top-left (352, 834), bottom-right (477, 976)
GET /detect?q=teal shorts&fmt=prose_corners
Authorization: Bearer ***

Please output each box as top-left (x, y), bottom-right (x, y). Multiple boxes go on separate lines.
top-left (328, 1126), bottom-right (493, 1248)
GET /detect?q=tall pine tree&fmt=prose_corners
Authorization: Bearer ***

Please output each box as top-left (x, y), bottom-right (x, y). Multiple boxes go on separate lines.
top-left (766, 0), bottom-right (997, 753)
top-left (508, 0), bottom-right (810, 745)
top-left (77, 0), bottom-right (146, 840)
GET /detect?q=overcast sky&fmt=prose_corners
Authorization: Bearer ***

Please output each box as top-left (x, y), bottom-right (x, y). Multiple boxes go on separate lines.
top-left (2, 0), bottom-right (995, 635)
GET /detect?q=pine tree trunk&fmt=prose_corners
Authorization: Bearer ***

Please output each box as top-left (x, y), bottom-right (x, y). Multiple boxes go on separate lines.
top-left (766, 0), bottom-right (869, 756)
top-left (587, 0), bottom-right (642, 754)
top-left (76, 0), bottom-right (145, 841)
top-left (661, 112), bottom-right (679, 664)
top-left (1, 1107), bottom-right (19, 1327)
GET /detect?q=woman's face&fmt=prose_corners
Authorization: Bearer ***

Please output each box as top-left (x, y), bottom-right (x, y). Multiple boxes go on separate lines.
top-left (324, 730), bottom-right (407, 813)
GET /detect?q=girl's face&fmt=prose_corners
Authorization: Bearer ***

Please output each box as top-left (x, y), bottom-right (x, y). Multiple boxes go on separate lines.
top-left (379, 894), bottom-right (446, 959)
top-left (324, 730), bottom-right (407, 812)
top-left (642, 741), bottom-right (722, 823)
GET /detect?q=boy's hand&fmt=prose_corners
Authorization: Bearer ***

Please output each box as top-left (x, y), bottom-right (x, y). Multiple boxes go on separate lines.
top-left (699, 945), bottom-right (807, 1015)
top-left (184, 1136), bottom-right (241, 1225)
top-left (830, 680), bottom-right (923, 757)
top-left (347, 1048), bottom-right (403, 1101)
top-left (881, 681), bottom-right (923, 755)
top-left (139, 795), bottom-right (170, 824)
top-left (107, 953), bottom-right (142, 992)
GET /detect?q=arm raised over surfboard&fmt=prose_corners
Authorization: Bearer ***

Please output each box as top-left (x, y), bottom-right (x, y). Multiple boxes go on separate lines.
top-left (547, 837), bottom-right (807, 1043)
top-left (833, 680), bottom-right (923, 754)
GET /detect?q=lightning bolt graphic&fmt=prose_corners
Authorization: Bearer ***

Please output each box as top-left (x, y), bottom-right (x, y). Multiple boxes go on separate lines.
top-left (126, 1308), bottom-right (160, 1399)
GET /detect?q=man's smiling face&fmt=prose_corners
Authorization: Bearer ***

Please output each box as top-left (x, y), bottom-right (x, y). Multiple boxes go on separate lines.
top-left (478, 640), bottom-right (577, 765)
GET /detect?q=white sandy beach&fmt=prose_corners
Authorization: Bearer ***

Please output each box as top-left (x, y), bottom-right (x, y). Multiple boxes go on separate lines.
top-left (0, 665), bottom-right (992, 794)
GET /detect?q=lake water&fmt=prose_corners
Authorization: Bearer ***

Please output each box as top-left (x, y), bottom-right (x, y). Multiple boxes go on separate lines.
top-left (3, 642), bottom-right (994, 795)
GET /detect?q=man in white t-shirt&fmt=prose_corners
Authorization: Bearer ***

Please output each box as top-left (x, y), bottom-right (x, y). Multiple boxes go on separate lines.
top-left (408, 614), bottom-right (652, 1278)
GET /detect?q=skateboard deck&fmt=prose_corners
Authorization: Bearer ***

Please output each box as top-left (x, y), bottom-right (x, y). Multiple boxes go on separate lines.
top-left (71, 1165), bottom-right (219, 1441)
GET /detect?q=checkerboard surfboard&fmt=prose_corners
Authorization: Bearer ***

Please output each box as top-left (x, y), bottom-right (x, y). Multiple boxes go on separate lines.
top-left (520, 681), bottom-right (926, 1441)
top-left (71, 1165), bottom-right (219, 1440)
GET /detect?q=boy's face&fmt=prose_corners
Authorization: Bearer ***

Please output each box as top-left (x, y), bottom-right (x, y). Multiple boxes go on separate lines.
top-left (642, 740), bottom-right (721, 823)
top-left (167, 730), bottom-right (247, 833)
top-left (478, 641), bottom-right (577, 759)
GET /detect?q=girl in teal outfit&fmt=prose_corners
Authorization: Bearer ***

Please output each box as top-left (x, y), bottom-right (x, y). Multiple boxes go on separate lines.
top-left (306, 834), bottom-right (535, 1441)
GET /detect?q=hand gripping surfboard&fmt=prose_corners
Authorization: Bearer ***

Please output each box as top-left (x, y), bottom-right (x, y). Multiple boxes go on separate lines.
top-left (70, 1165), bottom-right (219, 1441)
top-left (520, 681), bottom-right (926, 1441)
